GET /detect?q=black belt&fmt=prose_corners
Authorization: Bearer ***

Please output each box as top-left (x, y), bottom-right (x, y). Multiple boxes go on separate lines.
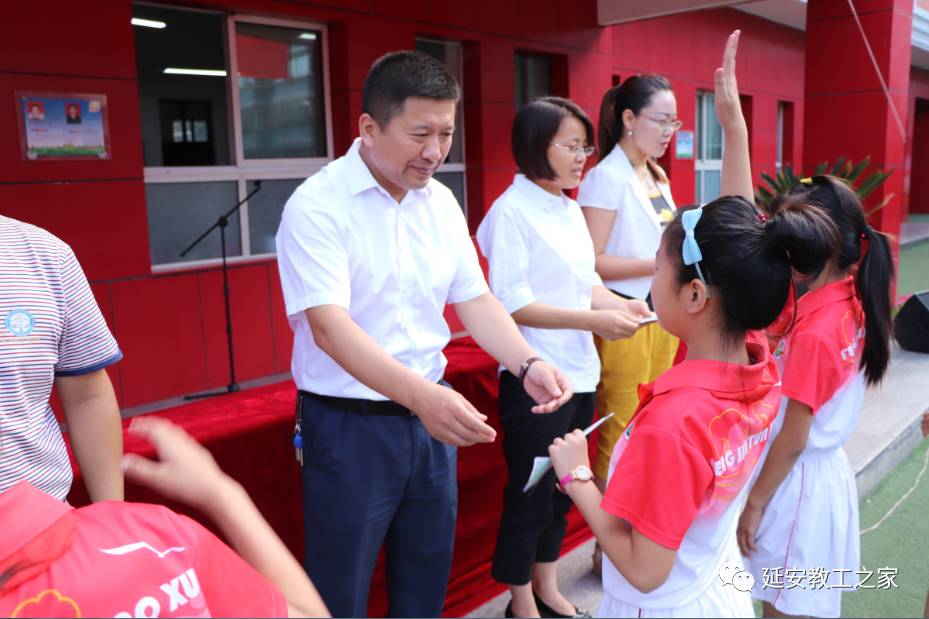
top-left (298, 389), bottom-right (414, 417)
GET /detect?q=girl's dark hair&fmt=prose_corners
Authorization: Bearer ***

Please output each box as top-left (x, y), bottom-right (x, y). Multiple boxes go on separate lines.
top-left (785, 175), bottom-right (895, 384)
top-left (597, 84), bottom-right (623, 159)
top-left (512, 96), bottom-right (595, 181)
top-left (597, 74), bottom-right (672, 161)
top-left (664, 196), bottom-right (838, 341)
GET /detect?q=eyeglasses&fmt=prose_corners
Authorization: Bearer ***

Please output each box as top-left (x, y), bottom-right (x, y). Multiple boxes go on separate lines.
top-left (551, 143), bottom-right (595, 157)
top-left (641, 114), bottom-right (683, 133)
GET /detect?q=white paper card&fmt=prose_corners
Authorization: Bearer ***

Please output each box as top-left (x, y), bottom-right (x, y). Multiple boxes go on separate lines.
top-left (522, 412), bottom-right (615, 493)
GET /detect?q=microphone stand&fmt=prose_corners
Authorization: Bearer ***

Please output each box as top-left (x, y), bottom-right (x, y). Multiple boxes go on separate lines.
top-left (180, 180), bottom-right (263, 400)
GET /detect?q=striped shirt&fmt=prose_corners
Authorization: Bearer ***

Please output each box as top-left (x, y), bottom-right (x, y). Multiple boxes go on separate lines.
top-left (0, 215), bottom-right (122, 500)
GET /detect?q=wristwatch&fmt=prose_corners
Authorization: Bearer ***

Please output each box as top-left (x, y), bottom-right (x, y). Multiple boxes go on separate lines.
top-left (559, 465), bottom-right (593, 489)
top-left (518, 356), bottom-right (543, 386)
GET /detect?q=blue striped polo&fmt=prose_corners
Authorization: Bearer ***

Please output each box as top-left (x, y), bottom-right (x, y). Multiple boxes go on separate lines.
top-left (0, 215), bottom-right (122, 500)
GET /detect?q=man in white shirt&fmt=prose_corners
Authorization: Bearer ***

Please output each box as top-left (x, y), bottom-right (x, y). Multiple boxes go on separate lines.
top-left (276, 50), bottom-right (572, 618)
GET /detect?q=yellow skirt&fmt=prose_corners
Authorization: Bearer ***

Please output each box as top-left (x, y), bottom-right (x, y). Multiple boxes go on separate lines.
top-left (593, 322), bottom-right (679, 480)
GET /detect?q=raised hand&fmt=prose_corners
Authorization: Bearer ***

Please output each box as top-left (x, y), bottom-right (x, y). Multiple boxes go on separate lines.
top-left (715, 30), bottom-right (755, 203)
top-left (714, 30), bottom-right (744, 131)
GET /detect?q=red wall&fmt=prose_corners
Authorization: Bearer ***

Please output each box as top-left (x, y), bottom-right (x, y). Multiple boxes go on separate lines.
top-left (0, 0), bottom-right (806, 409)
top-left (906, 67), bottom-right (929, 216)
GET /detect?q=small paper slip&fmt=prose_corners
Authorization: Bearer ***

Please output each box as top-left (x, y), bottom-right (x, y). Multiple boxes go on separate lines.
top-left (522, 413), bottom-right (615, 493)
top-left (639, 313), bottom-right (658, 325)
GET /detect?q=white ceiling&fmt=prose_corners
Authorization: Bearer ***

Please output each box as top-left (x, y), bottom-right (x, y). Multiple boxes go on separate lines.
top-left (735, 0), bottom-right (806, 30)
top-left (597, 0), bottom-right (749, 25)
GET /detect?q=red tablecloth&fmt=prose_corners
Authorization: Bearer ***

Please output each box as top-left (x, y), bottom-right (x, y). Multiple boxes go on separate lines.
top-left (67, 337), bottom-right (592, 616)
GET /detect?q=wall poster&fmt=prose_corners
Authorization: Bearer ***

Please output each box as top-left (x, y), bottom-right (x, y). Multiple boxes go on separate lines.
top-left (16, 92), bottom-right (111, 160)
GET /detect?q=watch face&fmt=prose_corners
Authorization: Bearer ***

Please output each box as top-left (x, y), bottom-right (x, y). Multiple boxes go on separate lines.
top-left (574, 465), bottom-right (593, 481)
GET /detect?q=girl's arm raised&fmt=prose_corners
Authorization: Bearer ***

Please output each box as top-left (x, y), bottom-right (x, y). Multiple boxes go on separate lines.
top-left (716, 30), bottom-right (755, 204)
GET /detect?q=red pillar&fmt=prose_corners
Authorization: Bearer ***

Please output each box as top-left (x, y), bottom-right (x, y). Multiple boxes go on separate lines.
top-left (803, 0), bottom-right (913, 240)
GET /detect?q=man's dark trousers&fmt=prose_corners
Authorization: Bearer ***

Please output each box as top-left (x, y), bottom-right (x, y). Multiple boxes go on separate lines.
top-left (300, 395), bottom-right (457, 618)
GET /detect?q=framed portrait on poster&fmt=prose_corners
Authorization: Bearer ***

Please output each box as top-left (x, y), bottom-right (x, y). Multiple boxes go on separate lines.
top-left (15, 91), bottom-right (111, 160)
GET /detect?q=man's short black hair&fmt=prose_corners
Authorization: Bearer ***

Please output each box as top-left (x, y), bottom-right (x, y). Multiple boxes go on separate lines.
top-left (512, 96), bottom-right (595, 181)
top-left (362, 50), bottom-right (461, 127)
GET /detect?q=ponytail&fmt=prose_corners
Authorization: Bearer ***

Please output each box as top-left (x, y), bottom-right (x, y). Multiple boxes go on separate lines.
top-left (597, 85), bottom-right (622, 160)
top-left (857, 225), bottom-right (894, 384)
top-left (788, 175), bottom-right (895, 384)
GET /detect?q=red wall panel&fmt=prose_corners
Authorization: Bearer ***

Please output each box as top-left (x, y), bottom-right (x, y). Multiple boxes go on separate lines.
top-left (89, 282), bottom-right (125, 407)
top-left (517, 0), bottom-right (560, 44)
top-left (804, 0), bottom-right (911, 241)
top-left (0, 180), bottom-right (150, 281)
top-left (806, 13), bottom-right (901, 96)
top-left (473, 39), bottom-right (515, 105)
top-left (0, 1), bottom-right (136, 79)
top-left (556, 0), bottom-right (610, 53)
top-left (474, 0), bottom-right (521, 39)
top-left (110, 275), bottom-right (208, 408)
top-left (424, 0), bottom-right (479, 31)
top-left (199, 264), bottom-right (277, 386)
top-left (567, 51), bottom-right (613, 116)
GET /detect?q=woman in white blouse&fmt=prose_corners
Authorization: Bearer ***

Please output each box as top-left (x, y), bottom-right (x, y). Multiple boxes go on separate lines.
top-left (477, 97), bottom-right (650, 619)
top-left (577, 76), bottom-right (682, 571)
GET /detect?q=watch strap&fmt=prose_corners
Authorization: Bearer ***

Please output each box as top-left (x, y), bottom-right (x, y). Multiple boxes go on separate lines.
top-left (518, 356), bottom-right (543, 385)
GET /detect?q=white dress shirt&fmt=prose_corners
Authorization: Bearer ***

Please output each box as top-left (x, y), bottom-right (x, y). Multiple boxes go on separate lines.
top-left (577, 147), bottom-right (676, 300)
top-left (276, 139), bottom-right (489, 400)
top-left (476, 174), bottom-right (601, 393)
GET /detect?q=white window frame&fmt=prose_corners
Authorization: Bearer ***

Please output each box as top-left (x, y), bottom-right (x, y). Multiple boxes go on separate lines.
top-left (694, 90), bottom-right (723, 204)
top-left (143, 10), bottom-right (333, 272)
top-left (416, 37), bottom-right (467, 216)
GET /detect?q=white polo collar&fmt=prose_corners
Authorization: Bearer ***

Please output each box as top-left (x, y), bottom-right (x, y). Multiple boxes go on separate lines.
top-left (513, 173), bottom-right (571, 210)
top-left (346, 138), bottom-right (434, 202)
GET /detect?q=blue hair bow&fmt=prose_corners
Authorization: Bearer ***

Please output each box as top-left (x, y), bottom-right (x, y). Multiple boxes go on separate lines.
top-left (681, 206), bottom-right (709, 287)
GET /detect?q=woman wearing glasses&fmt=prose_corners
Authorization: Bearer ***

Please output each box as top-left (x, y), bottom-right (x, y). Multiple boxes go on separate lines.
top-left (477, 97), bottom-right (650, 618)
top-left (577, 76), bottom-right (683, 572)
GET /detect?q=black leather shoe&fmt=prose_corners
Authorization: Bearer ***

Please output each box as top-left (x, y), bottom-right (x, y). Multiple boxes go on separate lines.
top-left (533, 592), bottom-right (592, 618)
